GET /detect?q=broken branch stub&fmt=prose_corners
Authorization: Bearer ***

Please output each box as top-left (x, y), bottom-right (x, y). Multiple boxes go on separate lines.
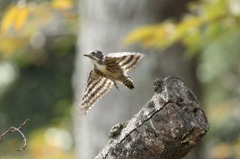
top-left (95, 76), bottom-right (209, 159)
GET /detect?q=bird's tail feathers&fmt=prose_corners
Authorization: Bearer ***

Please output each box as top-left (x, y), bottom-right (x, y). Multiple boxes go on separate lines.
top-left (121, 77), bottom-right (134, 89)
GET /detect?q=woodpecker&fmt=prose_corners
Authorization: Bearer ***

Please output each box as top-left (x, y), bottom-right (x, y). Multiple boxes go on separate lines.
top-left (79, 50), bottom-right (144, 115)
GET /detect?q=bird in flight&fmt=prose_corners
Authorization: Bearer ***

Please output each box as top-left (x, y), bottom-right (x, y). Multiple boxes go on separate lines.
top-left (79, 50), bottom-right (144, 115)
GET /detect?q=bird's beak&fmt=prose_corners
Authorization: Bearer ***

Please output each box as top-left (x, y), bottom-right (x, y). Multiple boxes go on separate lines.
top-left (83, 54), bottom-right (91, 58)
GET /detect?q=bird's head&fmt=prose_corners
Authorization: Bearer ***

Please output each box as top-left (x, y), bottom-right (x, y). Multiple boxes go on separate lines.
top-left (84, 50), bottom-right (104, 62)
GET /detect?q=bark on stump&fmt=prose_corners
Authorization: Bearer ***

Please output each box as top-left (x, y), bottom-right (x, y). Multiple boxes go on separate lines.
top-left (95, 76), bottom-right (209, 159)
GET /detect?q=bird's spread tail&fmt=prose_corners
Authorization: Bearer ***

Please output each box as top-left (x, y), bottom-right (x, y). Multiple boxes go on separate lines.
top-left (121, 77), bottom-right (134, 89)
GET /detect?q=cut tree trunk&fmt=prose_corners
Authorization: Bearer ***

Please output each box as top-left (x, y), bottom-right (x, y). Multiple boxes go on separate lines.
top-left (95, 76), bottom-right (209, 159)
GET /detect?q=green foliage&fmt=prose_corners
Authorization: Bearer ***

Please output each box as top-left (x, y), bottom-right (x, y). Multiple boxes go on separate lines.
top-left (124, 0), bottom-right (240, 56)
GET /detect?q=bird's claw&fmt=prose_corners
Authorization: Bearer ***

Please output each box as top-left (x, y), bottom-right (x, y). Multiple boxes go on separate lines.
top-left (113, 81), bottom-right (119, 90)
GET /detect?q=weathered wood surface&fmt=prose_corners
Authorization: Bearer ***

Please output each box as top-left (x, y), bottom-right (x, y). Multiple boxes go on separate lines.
top-left (95, 76), bottom-right (209, 159)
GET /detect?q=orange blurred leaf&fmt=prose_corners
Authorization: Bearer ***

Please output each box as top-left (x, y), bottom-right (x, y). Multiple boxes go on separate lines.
top-left (1, 5), bottom-right (18, 32)
top-left (51, 0), bottom-right (73, 10)
top-left (1, 5), bottom-right (29, 32)
top-left (15, 7), bottom-right (29, 32)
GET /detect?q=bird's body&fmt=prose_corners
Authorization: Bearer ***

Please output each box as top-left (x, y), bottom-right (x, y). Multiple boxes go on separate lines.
top-left (79, 50), bottom-right (144, 115)
top-left (94, 60), bottom-right (123, 80)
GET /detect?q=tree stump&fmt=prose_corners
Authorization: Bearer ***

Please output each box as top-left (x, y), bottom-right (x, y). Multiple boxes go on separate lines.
top-left (94, 76), bottom-right (209, 159)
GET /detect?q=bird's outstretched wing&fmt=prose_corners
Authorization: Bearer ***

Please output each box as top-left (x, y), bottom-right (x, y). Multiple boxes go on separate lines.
top-left (79, 69), bottom-right (113, 115)
top-left (107, 52), bottom-right (144, 72)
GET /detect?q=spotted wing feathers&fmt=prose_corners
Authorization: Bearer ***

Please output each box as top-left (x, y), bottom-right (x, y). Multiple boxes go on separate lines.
top-left (79, 70), bottom-right (113, 115)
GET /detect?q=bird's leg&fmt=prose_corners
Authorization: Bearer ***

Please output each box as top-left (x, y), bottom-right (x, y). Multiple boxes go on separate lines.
top-left (113, 80), bottom-right (120, 90)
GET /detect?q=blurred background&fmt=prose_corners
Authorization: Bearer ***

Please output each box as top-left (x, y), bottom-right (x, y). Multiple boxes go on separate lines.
top-left (0, 0), bottom-right (240, 159)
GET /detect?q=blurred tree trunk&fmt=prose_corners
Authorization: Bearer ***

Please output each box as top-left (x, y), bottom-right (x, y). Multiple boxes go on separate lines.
top-left (73, 0), bottom-right (199, 159)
